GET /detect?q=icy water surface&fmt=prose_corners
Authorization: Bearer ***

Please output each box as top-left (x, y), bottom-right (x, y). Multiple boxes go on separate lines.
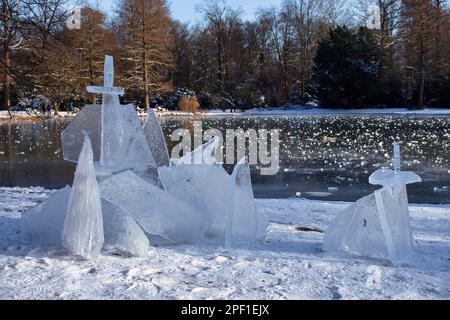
top-left (0, 114), bottom-right (449, 204)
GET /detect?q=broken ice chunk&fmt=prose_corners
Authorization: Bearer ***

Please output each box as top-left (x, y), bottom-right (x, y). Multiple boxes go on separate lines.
top-left (101, 104), bottom-right (156, 172)
top-left (100, 170), bottom-right (204, 244)
top-left (324, 186), bottom-right (414, 265)
top-left (158, 164), bottom-right (232, 241)
top-left (143, 108), bottom-right (170, 167)
top-left (61, 105), bottom-right (101, 163)
top-left (102, 199), bottom-right (149, 257)
top-left (62, 135), bottom-right (104, 259)
top-left (324, 193), bottom-right (389, 260)
top-left (225, 158), bottom-right (267, 249)
top-left (374, 186), bottom-right (413, 265)
top-left (21, 186), bottom-right (71, 245)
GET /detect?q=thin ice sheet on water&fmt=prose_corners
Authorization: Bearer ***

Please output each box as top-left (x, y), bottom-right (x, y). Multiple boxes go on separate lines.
top-left (61, 105), bottom-right (101, 163)
top-left (21, 186), bottom-right (71, 245)
top-left (62, 135), bottom-right (104, 259)
top-left (143, 109), bottom-right (170, 167)
top-left (102, 199), bottom-right (149, 257)
top-left (99, 170), bottom-right (204, 244)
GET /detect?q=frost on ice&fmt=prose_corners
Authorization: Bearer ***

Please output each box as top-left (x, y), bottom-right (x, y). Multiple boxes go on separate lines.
top-left (324, 142), bottom-right (421, 265)
top-left (100, 170), bottom-right (204, 244)
top-left (21, 186), bottom-right (71, 245)
top-left (102, 199), bottom-right (149, 257)
top-left (62, 135), bottom-right (104, 259)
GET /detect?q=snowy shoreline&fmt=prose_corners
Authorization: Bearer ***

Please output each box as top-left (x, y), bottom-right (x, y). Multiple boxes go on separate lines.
top-left (0, 187), bottom-right (449, 300)
top-left (1, 107), bottom-right (450, 121)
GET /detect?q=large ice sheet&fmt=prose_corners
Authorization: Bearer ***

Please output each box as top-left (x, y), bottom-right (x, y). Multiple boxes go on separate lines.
top-left (100, 103), bottom-right (155, 172)
top-left (225, 158), bottom-right (267, 248)
top-left (374, 186), bottom-right (414, 265)
top-left (324, 186), bottom-right (414, 264)
top-left (324, 193), bottom-right (389, 260)
top-left (102, 199), bottom-right (149, 257)
top-left (158, 164), bottom-right (231, 241)
top-left (62, 135), bottom-right (104, 259)
top-left (99, 170), bottom-right (204, 244)
top-left (143, 109), bottom-right (170, 167)
top-left (21, 186), bottom-right (71, 245)
top-left (61, 105), bottom-right (101, 163)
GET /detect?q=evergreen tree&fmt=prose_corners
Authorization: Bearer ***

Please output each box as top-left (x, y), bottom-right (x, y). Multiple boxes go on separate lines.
top-left (314, 26), bottom-right (388, 108)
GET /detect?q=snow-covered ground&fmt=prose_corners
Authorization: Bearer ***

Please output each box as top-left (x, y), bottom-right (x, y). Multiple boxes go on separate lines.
top-left (0, 187), bottom-right (448, 300)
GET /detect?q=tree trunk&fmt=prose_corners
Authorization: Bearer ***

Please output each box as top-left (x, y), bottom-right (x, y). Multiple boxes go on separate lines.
top-left (142, 4), bottom-right (149, 111)
top-left (3, 46), bottom-right (11, 111)
top-left (2, 0), bottom-right (11, 111)
top-left (418, 70), bottom-right (425, 108)
top-left (143, 48), bottom-right (149, 110)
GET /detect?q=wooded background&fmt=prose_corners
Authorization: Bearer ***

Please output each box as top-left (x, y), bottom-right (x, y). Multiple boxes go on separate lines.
top-left (1, 0), bottom-right (450, 112)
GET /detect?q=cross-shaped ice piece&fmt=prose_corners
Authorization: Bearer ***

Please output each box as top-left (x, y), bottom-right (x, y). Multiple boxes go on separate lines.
top-left (367, 142), bottom-right (421, 265)
top-left (369, 169), bottom-right (422, 187)
top-left (87, 55), bottom-right (124, 96)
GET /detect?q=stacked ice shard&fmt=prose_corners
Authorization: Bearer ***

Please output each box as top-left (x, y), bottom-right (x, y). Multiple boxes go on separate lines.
top-left (61, 56), bottom-right (155, 174)
top-left (21, 55), bottom-right (267, 260)
top-left (62, 135), bottom-right (104, 259)
top-left (225, 158), bottom-right (268, 249)
top-left (159, 146), bottom-right (267, 246)
top-left (324, 142), bottom-right (421, 265)
top-left (102, 199), bottom-right (149, 257)
top-left (100, 170), bottom-right (204, 244)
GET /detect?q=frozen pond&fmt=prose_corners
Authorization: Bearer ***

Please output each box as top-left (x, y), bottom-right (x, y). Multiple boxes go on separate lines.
top-left (0, 114), bottom-right (449, 204)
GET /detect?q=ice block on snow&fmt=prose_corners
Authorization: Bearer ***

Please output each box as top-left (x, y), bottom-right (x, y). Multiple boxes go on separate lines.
top-left (62, 135), bottom-right (104, 259)
top-left (225, 158), bottom-right (267, 249)
top-left (158, 163), bottom-right (231, 241)
top-left (324, 192), bottom-right (390, 260)
top-left (102, 199), bottom-right (149, 257)
top-left (100, 170), bottom-right (204, 244)
top-left (324, 142), bottom-right (421, 265)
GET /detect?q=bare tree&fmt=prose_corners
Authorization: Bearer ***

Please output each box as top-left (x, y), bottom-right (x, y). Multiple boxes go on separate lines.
top-left (116, 0), bottom-right (174, 110)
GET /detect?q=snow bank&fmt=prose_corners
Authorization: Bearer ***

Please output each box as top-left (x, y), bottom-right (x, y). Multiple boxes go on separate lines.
top-left (0, 187), bottom-right (449, 300)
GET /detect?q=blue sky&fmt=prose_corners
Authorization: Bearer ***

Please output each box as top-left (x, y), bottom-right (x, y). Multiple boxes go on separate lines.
top-left (90, 0), bottom-right (281, 23)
